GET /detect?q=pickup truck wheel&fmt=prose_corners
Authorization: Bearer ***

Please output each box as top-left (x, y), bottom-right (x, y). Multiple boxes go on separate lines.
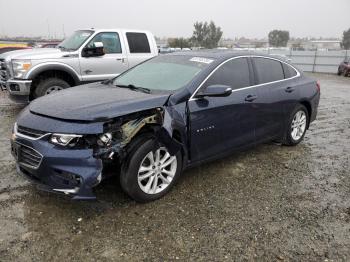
top-left (120, 137), bottom-right (182, 203)
top-left (34, 78), bottom-right (70, 98)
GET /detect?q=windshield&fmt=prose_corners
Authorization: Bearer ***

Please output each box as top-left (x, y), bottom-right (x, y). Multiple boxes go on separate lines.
top-left (114, 55), bottom-right (214, 91)
top-left (58, 30), bottom-right (94, 51)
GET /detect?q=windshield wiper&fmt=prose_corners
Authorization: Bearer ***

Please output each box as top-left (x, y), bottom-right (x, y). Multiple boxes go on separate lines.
top-left (116, 84), bottom-right (151, 94)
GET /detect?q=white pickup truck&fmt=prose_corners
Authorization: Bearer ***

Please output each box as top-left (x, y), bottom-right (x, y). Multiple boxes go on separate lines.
top-left (0, 29), bottom-right (158, 103)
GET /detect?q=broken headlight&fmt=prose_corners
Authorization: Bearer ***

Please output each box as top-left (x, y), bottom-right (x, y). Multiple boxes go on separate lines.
top-left (50, 134), bottom-right (82, 147)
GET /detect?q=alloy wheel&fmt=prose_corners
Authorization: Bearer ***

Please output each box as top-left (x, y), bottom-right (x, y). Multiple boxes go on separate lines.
top-left (291, 110), bottom-right (307, 141)
top-left (137, 147), bottom-right (177, 195)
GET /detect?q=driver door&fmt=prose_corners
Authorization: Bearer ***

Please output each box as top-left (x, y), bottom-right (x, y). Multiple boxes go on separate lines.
top-left (188, 57), bottom-right (258, 162)
top-left (79, 32), bottom-right (128, 82)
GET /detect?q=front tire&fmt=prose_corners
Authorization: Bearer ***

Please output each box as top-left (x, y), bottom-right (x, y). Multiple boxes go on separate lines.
top-left (34, 78), bottom-right (70, 98)
top-left (120, 137), bottom-right (182, 202)
top-left (282, 105), bottom-right (309, 146)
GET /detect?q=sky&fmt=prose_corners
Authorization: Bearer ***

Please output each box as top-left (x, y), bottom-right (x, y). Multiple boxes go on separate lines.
top-left (0, 0), bottom-right (349, 39)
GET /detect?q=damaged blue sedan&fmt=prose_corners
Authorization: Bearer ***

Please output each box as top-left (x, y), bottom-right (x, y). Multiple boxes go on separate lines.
top-left (11, 51), bottom-right (320, 202)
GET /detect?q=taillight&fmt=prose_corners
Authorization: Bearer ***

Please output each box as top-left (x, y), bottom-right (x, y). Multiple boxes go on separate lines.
top-left (316, 81), bottom-right (320, 92)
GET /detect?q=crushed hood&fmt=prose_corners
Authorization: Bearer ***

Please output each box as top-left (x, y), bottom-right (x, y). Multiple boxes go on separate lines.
top-left (29, 82), bottom-right (170, 121)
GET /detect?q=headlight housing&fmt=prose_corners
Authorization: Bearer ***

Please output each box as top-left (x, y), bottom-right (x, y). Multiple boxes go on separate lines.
top-left (50, 134), bottom-right (82, 147)
top-left (11, 59), bottom-right (32, 79)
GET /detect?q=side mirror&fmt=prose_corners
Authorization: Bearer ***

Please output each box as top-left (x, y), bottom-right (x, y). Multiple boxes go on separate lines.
top-left (82, 42), bottom-right (105, 57)
top-left (196, 85), bottom-right (232, 98)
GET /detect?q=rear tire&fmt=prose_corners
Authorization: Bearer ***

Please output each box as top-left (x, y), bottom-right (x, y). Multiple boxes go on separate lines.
top-left (120, 136), bottom-right (182, 203)
top-left (282, 104), bottom-right (309, 146)
top-left (34, 78), bottom-right (70, 98)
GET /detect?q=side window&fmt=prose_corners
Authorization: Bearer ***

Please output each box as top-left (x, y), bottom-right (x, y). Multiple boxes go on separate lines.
top-left (126, 33), bottom-right (151, 53)
top-left (86, 32), bottom-right (122, 54)
top-left (282, 63), bottom-right (297, 78)
top-left (203, 58), bottom-right (250, 90)
top-left (254, 58), bottom-right (284, 84)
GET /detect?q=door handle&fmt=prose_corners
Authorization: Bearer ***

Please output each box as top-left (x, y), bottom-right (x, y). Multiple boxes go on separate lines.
top-left (245, 94), bottom-right (258, 102)
top-left (116, 58), bottom-right (125, 63)
top-left (285, 86), bottom-right (295, 93)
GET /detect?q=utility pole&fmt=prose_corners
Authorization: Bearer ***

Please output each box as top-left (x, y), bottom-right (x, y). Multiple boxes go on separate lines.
top-left (46, 19), bottom-right (51, 39)
top-left (62, 24), bottom-right (66, 39)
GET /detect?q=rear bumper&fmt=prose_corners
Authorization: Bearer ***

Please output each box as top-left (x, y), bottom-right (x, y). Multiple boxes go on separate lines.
top-left (310, 91), bottom-right (320, 123)
top-left (7, 79), bottom-right (32, 104)
top-left (11, 135), bottom-right (103, 200)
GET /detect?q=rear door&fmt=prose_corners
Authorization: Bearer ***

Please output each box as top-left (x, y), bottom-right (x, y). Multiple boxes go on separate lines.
top-left (124, 32), bottom-right (156, 68)
top-left (251, 57), bottom-right (299, 142)
top-left (188, 57), bottom-right (258, 162)
top-left (79, 31), bottom-right (128, 82)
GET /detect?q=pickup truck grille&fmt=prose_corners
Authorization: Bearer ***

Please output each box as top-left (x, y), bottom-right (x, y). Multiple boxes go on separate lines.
top-left (0, 58), bottom-right (8, 90)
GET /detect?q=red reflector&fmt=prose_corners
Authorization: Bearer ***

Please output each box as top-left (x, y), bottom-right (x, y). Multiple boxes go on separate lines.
top-left (316, 81), bottom-right (320, 92)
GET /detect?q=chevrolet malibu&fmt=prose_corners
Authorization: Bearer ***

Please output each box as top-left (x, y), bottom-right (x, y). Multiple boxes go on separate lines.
top-left (11, 51), bottom-right (320, 202)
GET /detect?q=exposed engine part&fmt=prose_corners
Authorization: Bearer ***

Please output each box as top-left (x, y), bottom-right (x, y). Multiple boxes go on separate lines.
top-left (97, 132), bottom-right (112, 146)
top-left (94, 113), bottom-right (161, 159)
top-left (108, 151), bottom-right (114, 159)
top-left (120, 114), bottom-right (159, 146)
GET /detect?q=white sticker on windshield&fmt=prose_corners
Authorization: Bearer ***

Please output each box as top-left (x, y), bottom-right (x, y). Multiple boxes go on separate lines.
top-left (190, 57), bottom-right (214, 64)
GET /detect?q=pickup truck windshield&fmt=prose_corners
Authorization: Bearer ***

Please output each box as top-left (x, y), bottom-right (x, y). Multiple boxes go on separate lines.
top-left (114, 55), bottom-right (214, 91)
top-left (58, 30), bottom-right (94, 51)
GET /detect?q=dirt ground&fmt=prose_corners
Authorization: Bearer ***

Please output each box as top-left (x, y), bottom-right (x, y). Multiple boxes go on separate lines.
top-left (0, 73), bottom-right (349, 261)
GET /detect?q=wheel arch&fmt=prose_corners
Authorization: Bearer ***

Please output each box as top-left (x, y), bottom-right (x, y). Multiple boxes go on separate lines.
top-left (27, 63), bottom-right (80, 83)
top-left (28, 64), bottom-right (81, 99)
top-left (299, 100), bottom-right (312, 129)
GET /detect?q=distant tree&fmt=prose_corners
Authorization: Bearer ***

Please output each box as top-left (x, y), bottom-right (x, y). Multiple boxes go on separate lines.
top-left (191, 21), bottom-right (223, 49)
top-left (168, 37), bottom-right (191, 49)
top-left (341, 28), bottom-right (350, 50)
top-left (268, 30), bottom-right (290, 47)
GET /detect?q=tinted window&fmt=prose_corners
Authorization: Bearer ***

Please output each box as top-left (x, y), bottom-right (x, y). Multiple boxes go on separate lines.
top-left (203, 58), bottom-right (250, 90)
top-left (254, 58), bottom-right (284, 84)
top-left (126, 33), bottom-right (151, 53)
top-left (86, 32), bottom-right (122, 54)
top-left (282, 63), bottom-right (297, 78)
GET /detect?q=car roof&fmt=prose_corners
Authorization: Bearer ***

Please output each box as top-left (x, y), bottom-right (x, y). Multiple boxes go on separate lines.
top-left (164, 50), bottom-right (282, 61)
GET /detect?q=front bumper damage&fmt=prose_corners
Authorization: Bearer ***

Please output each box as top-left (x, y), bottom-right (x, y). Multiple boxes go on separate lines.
top-left (12, 135), bottom-right (103, 200)
top-left (12, 106), bottom-right (186, 200)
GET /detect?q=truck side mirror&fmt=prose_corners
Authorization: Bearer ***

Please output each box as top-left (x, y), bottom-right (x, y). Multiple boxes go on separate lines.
top-left (82, 42), bottom-right (105, 57)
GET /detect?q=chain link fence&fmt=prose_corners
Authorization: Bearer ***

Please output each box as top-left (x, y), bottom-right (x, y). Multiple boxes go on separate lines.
top-left (240, 48), bottom-right (349, 74)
